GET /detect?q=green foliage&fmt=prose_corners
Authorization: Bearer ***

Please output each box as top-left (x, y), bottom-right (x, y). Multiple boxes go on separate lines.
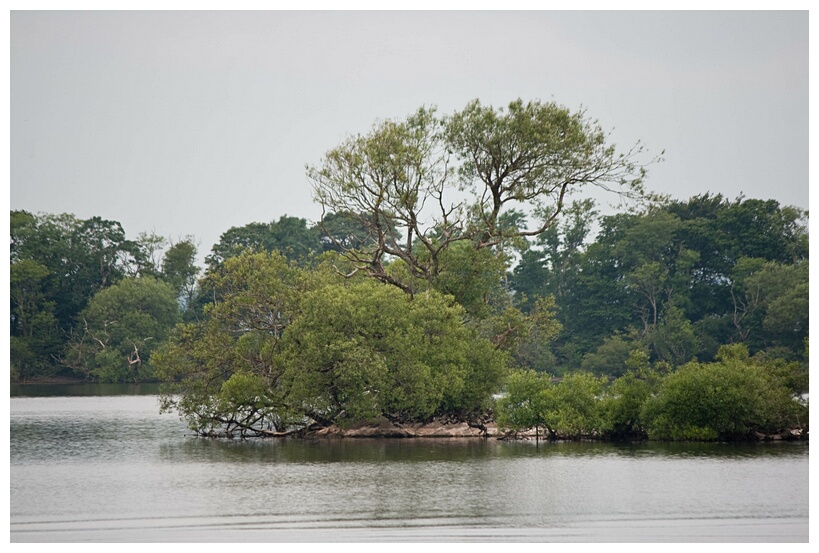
top-left (278, 282), bottom-right (396, 423)
top-left (316, 210), bottom-right (376, 253)
top-left (156, 320), bottom-right (265, 433)
top-left (512, 324), bottom-right (559, 373)
top-left (642, 344), bottom-right (803, 440)
top-left (308, 99), bottom-right (653, 295)
top-left (499, 341), bottom-right (807, 443)
top-left (155, 251), bottom-right (309, 432)
top-left (309, 106), bottom-right (451, 292)
top-left (431, 242), bottom-right (504, 318)
top-left (11, 212), bottom-right (136, 326)
top-left (600, 351), bottom-right (662, 440)
top-left (10, 259), bottom-right (61, 379)
top-left (10, 210), bottom-right (168, 380)
top-left (205, 372), bottom-right (291, 438)
top-left (64, 277), bottom-right (181, 382)
top-left (509, 193), bottom-right (808, 373)
top-left (496, 369), bottom-right (550, 433)
top-left (581, 334), bottom-right (642, 377)
top-left (750, 346), bottom-right (809, 396)
top-left (280, 280), bottom-right (506, 423)
top-left (445, 99), bottom-right (652, 240)
top-left (161, 238), bottom-right (200, 312)
top-left (511, 199), bottom-right (599, 313)
top-left (156, 250), bottom-right (507, 433)
top-left (744, 261), bottom-right (808, 351)
top-left (134, 231), bottom-right (168, 277)
top-left (11, 101), bottom-right (808, 442)
top-left (652, 305), bottom-right (701, 366)
top-left (206, 215), bottom-right (321, 268)
top-left (476, 295), bottom-right (556, 351)
top-left (497, 369), bottom-right (606, 439)
top-left (541, 372), bottom-right (607, 438)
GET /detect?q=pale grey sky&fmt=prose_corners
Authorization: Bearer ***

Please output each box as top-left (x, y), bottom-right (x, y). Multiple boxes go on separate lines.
top-left (9, 10), bottom-right (809, 262)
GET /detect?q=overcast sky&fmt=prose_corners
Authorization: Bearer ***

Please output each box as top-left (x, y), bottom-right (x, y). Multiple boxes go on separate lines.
top-left (9, 10), bottom-right (809, 262)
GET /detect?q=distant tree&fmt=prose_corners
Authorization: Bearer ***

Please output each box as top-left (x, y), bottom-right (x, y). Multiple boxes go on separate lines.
top-left (717, 198), bottom-right (808, 263)
top-left (206, 215), bottom-right (320, 268)
top-left (510, 199), bottom-right (599, 312)
top-left (73, 216), bottom-right (143, 287)
top-left (668, 194), bottom-right (808, 323)
top-left (314, 210), bottom-right (375, 253)
top-left (63, 277), bottom-right (181, 382)
top-left (161, 237), bottom-right (200, 311)
top-left (10, 210), bottom-right (148, 379)
top-left (12, 212), bottom-right (142, 327)
top-left (730, 258), bottom-right (808, 353)
top-left (744, 261), bottom-right (808, 352)
top-left (651, 305), bottom-right (701, 367)
top-left (10, 259), bottom-right (61, 380)
top-left (134, 231), bottom-right (168, 277)
top-left (581, 334), bottom-right (642, 377)
top-left (512, 195), bottom-right (808, 370)
top-left (10, 260), bottom-right (52, 343)
top-left (512, 325), bottom-right (559, 373)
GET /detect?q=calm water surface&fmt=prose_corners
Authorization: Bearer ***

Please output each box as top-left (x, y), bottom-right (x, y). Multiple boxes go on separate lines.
top-left (10, 388), bottom-right (809, 542)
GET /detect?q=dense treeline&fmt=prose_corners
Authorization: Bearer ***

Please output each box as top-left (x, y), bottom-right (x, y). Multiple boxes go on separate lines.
top-left (10, 98), bottom-right (808, 441)
top-left (9, 211), bottom-right (359, 382)
top-left (511, 194), bottom-right (809, 374)
top-left (10, 211), bottom-right (197, 381)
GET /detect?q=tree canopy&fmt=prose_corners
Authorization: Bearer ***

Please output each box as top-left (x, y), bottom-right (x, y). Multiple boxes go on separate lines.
top-left (10, 98), bottom-right (808, 443)
top-left (510, 193), bottom-right (809, 370)
top-left (154, 251), bottom-right (508, 435)
top-left (308, 99), bottom-right (658, 295)
top-left (63, 277), bottom-right (181, 382)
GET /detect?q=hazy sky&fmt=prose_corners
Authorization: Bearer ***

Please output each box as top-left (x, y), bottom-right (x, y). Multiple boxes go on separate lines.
top-left (9, 10), bottom-right (809, 262)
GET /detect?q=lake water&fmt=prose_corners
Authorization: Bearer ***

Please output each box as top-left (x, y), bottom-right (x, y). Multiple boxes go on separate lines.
top-left (9, 386), bottom-right (809, 542)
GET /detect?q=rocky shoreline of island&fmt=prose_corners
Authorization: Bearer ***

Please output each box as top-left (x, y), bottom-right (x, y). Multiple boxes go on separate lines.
top-left (297, 416), bottom-right (807, 442)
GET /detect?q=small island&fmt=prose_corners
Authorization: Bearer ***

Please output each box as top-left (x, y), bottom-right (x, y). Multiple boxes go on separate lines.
top-left (11, 99), bottom-right (808, 443)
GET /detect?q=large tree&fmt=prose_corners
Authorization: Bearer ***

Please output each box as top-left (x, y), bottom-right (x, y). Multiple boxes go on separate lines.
top-left (308, 99), bottom-right (657, 295)
top-left (279, 279), bottom-right (507, 424)
top-left (155, 251), bottom-right (310, 435)
top-left (154, 251), bottom-right (508, 435)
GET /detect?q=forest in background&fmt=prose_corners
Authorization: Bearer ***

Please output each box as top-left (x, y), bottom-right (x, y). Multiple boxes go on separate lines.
top-left (10, 99), bottom-right (809, 441)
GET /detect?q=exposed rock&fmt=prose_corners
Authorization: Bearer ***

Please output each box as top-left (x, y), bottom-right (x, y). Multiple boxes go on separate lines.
top-left (786, 428), bottom-right (803, 438)
top-left (302, 419), bottom-right (810, 441)
top-left (303, 417), bottom-right (503, 438)
top-left (752, 428), bottom-right (807, 441)
top-left (408, 420), bottom-right (499, 437)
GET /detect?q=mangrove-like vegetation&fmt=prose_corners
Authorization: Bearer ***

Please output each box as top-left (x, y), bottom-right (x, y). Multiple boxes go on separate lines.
top-left (10, 98), bottom-right (808, 441)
